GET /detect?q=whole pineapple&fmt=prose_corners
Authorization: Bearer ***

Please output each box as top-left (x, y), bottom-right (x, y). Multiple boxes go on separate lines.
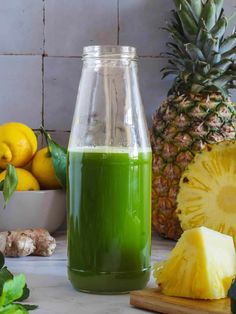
top-left (151, 0), bottom-right (236, 239)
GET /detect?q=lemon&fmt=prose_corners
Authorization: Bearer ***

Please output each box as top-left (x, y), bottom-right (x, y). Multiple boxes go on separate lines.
top-left (0, 122), bottom-right (37, 169)
top-left (0, 168), bottom-right (40, 191)
top-left (31, 147), bottom-right (61, 189)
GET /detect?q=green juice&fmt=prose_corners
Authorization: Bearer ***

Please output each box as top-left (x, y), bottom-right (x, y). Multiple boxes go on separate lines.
top-left (67, 148), bottom-right (152, 293)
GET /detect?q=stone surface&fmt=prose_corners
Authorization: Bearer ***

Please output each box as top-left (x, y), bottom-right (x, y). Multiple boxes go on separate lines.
top-left (6, 232), bottom-right (175, 314)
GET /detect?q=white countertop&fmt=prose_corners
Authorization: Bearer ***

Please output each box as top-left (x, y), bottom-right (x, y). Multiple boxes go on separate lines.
top-left (5, 232), bottom-right (175, 314)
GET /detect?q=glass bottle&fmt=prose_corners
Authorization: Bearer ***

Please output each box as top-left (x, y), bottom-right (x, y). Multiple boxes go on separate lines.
top-left (67, 45), bottom-right (152, 294)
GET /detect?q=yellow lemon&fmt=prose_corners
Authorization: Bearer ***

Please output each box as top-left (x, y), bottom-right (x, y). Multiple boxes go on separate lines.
top-left (0, 168), bottom-right (40, 191)
top-left (31, 147), bottom-right (61, 190)
top-left (0, 122), bottom-right (37, 169)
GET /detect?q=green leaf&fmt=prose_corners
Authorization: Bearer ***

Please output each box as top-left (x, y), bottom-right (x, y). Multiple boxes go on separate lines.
top-left (220, 34), bottom-right (236, 54)
top-left (196, 27), bottom-right (209, 48)
top-left (201, 0), bottom-right (216, 31)
top-left (0, 268), bottom-right (14, 282)
top-left (212, 83), bottom-right (229, 97)
top-left (213, 75), bottom-right (235, 86)
top-left (211, 16), bottom-right (227, 40)
top-left (185, 43), bottom-right (205, 60)
top-left (214, 59), bottom-right (232, 72)
top-left (212, 53), bottom-right (221, 64)
top-left (166, 42), bottom-right (187, 58)
top-left (162, 70), bottom-right (178, 79)
top-left (174, 0), bottom-right (199, 23)
top-left (48, 139), bottom-right (67, 189)
top-left (214, 0), bottom-right (224, 20)
top-left (0, 268), bottom-right (14, 297)
top-left (191, 84), bottom-right (205, 93)
top-left (164, 25), bottom-right (187, 46)
top-left (2, 165), bottom-right (18, 209)
top-left (222, 47), bottom-right (236, 59)
top-left (188, 0), bottom-right (202, 20)
top-left (0, 252), bottom-right (5, 270)
top-left (0, 274), bottom-right (26, 306)
top-left (178, 9), bottom-right (198, 38)
top-left (228, 278), bottom-right (236, 314)
top-left (0, 265), bottom-right (37, 312)
top-left (15, 284), bottom-right (30, 302)
top-left (17, 304), bottom-right (38, 311)
top-left (0, 304), bottom-right (28, 314)
top-left (204, 37), bottom-right (220, 63)
top-left (40, 127), bottom-right (67, 189)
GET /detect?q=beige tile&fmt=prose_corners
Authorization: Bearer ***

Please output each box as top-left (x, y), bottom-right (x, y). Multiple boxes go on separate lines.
top-left (0, 56), bottom-right (42, 128)
top-left (44, 57), bottom-right (82, 130)
top-left (139, 57), bottom-right (172, 126)
top-left (0, 0), bottom-right (43, 54)
top-left (45, 0), bottom-right (117, 56)
top-left (119, 0), bottom-right (172, 56)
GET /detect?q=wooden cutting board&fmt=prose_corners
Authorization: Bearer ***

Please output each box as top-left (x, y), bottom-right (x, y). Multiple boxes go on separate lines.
top-left (130, 288), bottom-right (231, 314)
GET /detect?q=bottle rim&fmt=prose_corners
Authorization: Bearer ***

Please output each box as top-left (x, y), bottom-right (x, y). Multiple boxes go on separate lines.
top-left (83, 45), bottom-right (137, 60)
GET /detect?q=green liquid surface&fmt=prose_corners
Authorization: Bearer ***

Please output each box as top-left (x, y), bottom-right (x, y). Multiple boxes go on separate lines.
top-left (67, 148), bottom-right (152, 294)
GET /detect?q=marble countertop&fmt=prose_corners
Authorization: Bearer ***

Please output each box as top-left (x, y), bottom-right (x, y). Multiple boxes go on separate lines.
top-left (5, 232), bottom-right (175, 314)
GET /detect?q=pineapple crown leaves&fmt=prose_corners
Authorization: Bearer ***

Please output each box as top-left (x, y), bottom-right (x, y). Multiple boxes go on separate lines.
top-left (162, 0), bottom-right (236, 98)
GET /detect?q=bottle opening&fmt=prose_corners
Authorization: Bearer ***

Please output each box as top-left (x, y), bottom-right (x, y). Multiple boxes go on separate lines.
top-left (83, 45), bottom-right (137, 60)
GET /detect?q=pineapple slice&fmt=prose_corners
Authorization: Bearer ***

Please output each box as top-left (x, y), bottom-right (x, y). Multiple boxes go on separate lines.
top-left (177, 141), bottom-right (236, 244)
top-left (153, 227), bottom-right (236, 299)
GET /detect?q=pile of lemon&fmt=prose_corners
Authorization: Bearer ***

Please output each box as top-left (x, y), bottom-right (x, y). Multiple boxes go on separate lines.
top-left (0, 122), bottom-right (61, 191)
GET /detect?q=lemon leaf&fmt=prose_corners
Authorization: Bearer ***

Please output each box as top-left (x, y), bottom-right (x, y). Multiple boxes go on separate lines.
top-left (48, 139), bottom-right (67, 189)
top-left (1, 165), bottom-right (18, 208)
top-left (40, 127), bottom-right (67, 189)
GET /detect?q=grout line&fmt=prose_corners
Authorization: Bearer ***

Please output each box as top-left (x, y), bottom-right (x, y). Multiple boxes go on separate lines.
top-left (44, 55), bottom-right (83, 59)
top-left (0, 53), bottom-right (163, 59)
top-left (43, 0), bottom-right (46, 55)
top-left (41, 0), bottom-right (46, 129)
top-left (0, 53), bottom-right (42, 56)
top-left (0, 50), bottom-right (163, 59)
top-left (33, 129), bottom-right (71, 133)
top-left (117, 0), bottom-right (120, 45)
top-left (41, 56), bottom-right (45, 128)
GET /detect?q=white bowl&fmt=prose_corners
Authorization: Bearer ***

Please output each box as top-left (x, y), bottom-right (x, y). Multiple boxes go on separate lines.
top-left (0, 190), bottom-right (66, 234)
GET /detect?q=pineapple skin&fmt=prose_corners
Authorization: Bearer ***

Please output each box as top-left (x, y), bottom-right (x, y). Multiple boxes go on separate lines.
top-left (153, 227), bottom-right (236, 300)
top-left (151, 94), bottom-right (236, 240)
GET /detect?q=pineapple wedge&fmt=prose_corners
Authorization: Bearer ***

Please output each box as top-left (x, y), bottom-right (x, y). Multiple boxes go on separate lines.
top-left (153, 227), bottom-right (236, 299)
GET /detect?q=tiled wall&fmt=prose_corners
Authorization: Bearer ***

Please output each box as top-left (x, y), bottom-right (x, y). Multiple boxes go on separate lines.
top-left (0, 0), bottom-right (235, 148)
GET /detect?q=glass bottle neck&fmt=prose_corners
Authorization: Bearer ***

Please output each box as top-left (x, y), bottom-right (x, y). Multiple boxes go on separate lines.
top-left (83, 45), bottom-right (137, 60)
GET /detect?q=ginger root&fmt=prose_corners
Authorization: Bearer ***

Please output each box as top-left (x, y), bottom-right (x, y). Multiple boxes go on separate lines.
top-left (0, 228), bottom-right (56, 257)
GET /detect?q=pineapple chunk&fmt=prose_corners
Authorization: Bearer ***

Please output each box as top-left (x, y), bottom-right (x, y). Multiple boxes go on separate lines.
top-left (177, 141), bottom-right (236, 244)
top-left (153, 227), bottom-right (236, 299)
